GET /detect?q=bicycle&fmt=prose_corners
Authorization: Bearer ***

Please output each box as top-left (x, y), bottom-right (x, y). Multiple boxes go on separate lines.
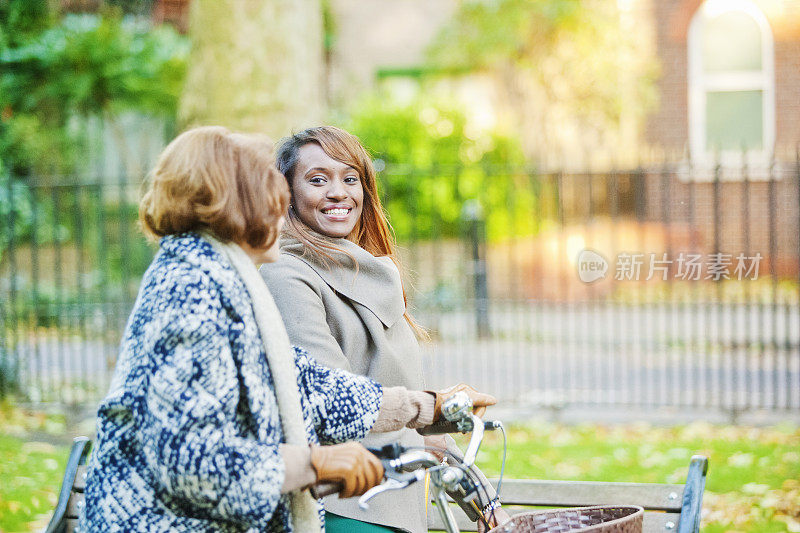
top-left (313, 391), bottom-right (644, 533)
top-left (313, 390), bottom-right (507, 533)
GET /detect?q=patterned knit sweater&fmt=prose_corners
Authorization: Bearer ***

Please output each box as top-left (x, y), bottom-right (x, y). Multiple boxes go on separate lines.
top-left (78, 233), bottom-right (382, 532)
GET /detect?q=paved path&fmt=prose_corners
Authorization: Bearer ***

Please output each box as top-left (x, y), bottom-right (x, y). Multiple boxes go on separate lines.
top-left (8, 303), bottom-right (800, 414)
top-left (421, 340), bottom-right (800, 410)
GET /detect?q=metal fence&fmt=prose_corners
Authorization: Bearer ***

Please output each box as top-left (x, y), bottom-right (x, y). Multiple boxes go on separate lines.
top-left (1, 173), bottom-right (152, 404)
top-left (1, 161), bottom-right (799, 417)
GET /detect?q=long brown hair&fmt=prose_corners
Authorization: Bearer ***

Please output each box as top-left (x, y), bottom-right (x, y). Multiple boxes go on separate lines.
top-left (275, 126), bottom-right (427, 339)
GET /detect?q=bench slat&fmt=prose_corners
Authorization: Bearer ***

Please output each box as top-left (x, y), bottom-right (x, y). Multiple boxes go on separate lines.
top-left (493, 479), bottom-right (685, 511)
top-left (66, 491), bottom-right (85, 519)
top-left (74, 465), bottom-right (87, 492)
top-left (427, 507), bottom-right (682, 533)
top-left (643, 511), bottom-right (682, 533)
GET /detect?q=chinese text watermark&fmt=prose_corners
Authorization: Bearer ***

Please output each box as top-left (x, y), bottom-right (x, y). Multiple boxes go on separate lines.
top-left (577, 250), bottom-right (762, 283)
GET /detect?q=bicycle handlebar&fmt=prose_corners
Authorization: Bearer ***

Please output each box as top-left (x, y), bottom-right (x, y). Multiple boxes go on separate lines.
top-left (309, 447), bottom-right (440, 499)
top-left (309, 391), bottom-right (500, 530)
top-left (309, 481), bottom-right (341, 499)
top-left (418, 418), bottom-right (502, 436)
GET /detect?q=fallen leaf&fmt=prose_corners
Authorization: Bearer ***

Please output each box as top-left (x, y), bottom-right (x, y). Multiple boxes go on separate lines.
top-left (728, 452), bottom-right (755, 468)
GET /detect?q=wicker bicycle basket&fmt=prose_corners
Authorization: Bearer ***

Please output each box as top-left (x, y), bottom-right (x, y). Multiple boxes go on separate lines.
top-left (488, 505), bottom-right (644, 533)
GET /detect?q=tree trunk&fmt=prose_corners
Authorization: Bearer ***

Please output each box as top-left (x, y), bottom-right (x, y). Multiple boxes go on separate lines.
top-left (179, 0), bottom-right (325, 141)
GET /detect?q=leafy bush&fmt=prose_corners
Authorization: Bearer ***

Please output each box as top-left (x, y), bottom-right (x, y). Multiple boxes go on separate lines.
top-left (0, 165), bottom-right (34, 263)
top-left (0, 5), bottom-right (188, 174)
top-left (346, 97), bottom-right (540, 242)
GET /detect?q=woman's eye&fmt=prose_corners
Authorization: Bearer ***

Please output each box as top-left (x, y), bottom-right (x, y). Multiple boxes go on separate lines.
top-left (309, 175), bottom-right (326, 184)
top-left (345, 175), bottom-right (360, 183)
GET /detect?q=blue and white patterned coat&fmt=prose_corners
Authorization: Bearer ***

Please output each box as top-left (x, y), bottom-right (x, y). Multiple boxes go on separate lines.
top-left (78, 232), bottom-right (383, 532)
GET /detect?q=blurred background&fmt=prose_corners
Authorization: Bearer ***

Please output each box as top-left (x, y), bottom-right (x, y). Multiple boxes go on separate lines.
top-left (1, 1), bottom-right (800, 531)
top-left (1, 0), bottom-right (799, 420)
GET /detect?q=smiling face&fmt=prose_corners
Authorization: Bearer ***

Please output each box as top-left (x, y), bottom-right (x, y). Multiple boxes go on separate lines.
top-left (290, 142), bottom-right (364, 239)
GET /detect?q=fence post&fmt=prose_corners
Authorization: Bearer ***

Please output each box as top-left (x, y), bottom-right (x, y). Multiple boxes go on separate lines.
top-left (462, 200), bottom-right (489, 338)
top-left (0, 303), bottom-right (7, 400)
top-left (2, 172), bottom-right (19, 400)
top-left (0, 174), bottom-right (6, 400)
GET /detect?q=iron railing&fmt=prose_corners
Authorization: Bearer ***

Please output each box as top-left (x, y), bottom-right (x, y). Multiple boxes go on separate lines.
top-left (1, 160), bottom-right (798, 417)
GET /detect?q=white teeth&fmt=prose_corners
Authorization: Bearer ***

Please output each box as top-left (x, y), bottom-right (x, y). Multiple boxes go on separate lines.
top-left (323, 208), bottom-right (349, 215)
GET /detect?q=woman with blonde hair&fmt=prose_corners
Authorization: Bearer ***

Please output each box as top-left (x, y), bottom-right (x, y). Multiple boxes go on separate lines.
top-left (260, 126), bottom-right (505, 533)
top-left (77, 126), bottom-right (495, 532)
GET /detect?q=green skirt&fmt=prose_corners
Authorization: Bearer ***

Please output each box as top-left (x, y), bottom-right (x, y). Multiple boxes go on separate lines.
top-left (325, 512), bottom-right (403, 533)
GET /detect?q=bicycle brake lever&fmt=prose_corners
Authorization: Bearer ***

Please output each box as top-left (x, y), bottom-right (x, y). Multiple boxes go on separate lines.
top-left (358, 470), bottom-right (426, 510)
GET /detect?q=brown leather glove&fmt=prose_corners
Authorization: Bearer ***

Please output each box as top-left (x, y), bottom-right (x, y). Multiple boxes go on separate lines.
top-left (309, 442), bottom-right (385, 499)
top-left (428, 383), bottom-right (498, 422)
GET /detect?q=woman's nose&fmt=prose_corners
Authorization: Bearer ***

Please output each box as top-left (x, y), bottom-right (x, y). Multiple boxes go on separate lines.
top-left (326, 179), bottom-right (347, 199)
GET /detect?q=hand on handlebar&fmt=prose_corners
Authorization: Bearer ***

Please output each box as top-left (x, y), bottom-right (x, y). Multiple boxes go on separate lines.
top-left (310, 442), bottom-right (385, 498)
top-left (429, 383), bottom-right (497, 421)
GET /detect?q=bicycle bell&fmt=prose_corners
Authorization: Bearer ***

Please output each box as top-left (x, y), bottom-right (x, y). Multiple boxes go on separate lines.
top-left (441, 391), bottom-right (474, 432)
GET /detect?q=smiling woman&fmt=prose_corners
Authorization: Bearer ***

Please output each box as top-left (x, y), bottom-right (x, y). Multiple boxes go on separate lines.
top-left (260, 126), bottom-right (504, 533)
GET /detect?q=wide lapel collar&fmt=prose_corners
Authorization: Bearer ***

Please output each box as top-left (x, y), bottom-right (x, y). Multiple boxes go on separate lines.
top-left (280, 235), bottom-right (406, 328)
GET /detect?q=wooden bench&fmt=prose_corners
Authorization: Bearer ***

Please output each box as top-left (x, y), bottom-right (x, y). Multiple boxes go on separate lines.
top-left (48, 438), bottom-right (707, 533)
top-left (428, 455), bottom-right (708, 533)
top-left (45, 437), bottom-right (91, 533)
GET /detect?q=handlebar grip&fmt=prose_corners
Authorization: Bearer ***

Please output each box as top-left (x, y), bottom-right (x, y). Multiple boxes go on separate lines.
top-left (417, 420), bottom-right (462, 435)
top-left (310, 482), bottom-right (342, 499)
top-left (417, 419), bottom-right (501, 435)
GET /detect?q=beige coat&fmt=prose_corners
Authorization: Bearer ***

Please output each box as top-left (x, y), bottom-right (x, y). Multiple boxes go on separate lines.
top-left (260, 236), bottom-right (428, 533)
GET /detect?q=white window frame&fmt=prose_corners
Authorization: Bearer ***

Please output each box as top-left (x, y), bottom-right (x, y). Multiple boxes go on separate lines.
top-left (687, 0), bottom-right (775, 170)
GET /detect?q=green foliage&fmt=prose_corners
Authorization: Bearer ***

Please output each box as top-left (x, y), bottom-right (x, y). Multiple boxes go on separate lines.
top-left (0, 164), bottom-right (34, 263)
top-left (105, 0), bottom-right (160, 17)
top-left (430, 0), bottom-right (646, 119)
top-left (1, 178), bottom-right (153, 344)
top-left (0, 0), bottom-right (54, 48)
top-left (0, 4), bottom-right (189, 173)
top-left (0, 114), bottom-right (79, 175)
top-left (0, 316), bottom-right (18, 398)
top-left (427, 0), bottom-right (583, 70)
top-left (346, 97), bottom-right (536, 242)
top-left (427, 0), bottom-right (658, 163)
top-left (1, 184), bottom-right (154, 326)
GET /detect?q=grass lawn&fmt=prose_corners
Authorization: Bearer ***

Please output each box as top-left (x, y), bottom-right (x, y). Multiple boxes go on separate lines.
top-left (465, 422), bottom-right (800, 532)
top-left (1, 404), bottom-right (797, 532)
top-left (0, 404), bottom-right (69, 533)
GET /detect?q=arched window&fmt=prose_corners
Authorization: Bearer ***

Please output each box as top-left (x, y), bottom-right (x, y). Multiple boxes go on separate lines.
top-left (688, 0), bottom-right (774, 164)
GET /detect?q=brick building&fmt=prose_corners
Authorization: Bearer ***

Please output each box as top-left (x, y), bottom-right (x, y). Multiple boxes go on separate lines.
top-left (646, 0), bottom-right (800, 165)
top-left (641, 0), bottom-right (800, 277)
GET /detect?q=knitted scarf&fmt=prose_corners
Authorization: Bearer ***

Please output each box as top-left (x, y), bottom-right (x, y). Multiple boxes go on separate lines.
top-left (204, 233), bottom-right (321, 533)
